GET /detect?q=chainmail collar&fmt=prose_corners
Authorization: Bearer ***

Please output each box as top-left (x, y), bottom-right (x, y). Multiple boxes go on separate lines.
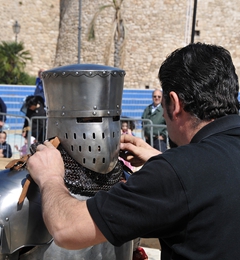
top-left (59, 144), bottom-right (125, 197)
top-left (30, 141), bottom-right (126, 197)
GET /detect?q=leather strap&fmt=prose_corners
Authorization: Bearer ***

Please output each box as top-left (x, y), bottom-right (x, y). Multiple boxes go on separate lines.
top-left (6, 137), bottom-right (60, 205)
top-left (5, 154), bottom-right (30, 170)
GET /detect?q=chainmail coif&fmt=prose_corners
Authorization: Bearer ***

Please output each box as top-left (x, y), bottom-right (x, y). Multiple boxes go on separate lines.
top-left (59, 144), bottom-right (125, 197)
top-left (30, 142), bottom-right (126, 197)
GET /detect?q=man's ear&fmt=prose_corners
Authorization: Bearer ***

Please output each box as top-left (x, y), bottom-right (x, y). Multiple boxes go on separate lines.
top-left (169, 91), bottom-right (181, 118)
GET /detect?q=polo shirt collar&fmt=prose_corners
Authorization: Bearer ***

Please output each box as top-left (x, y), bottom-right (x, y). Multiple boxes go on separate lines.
top-left (191, 114), bottom-right (240, 144)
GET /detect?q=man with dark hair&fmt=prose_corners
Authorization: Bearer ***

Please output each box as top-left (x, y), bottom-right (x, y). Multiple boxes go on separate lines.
top-left (28, 43), bottom-right (240, 259)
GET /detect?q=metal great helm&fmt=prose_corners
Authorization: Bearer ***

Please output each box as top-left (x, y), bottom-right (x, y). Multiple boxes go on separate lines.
top-left (42, 64), bottom-right (125, 174)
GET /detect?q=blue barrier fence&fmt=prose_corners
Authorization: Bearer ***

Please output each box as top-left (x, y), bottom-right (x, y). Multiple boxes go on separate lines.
top-left (0, 85), bottom-right (153, 130)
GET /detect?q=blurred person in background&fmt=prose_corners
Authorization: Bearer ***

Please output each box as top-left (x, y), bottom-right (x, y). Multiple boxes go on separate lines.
top-left (142, 89), bottom-right (167, 152)
top-left (0, 97), bottom-right (7, 130)
top-left (22, 95), bottom-right (46, 143)
top-left (34, 69), bottom-right (45, 103)
top-left (0, 131), bottom-right (12, 158)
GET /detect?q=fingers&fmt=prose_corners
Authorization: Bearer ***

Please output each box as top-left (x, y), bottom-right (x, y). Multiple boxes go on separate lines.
top-left (43, 140), bottom-right (55, 148)
top-left (120, 152), bottom-right (144, 167)
top-left (120, 134), bottom-right (162, 166)
top-left (120, 135), bottom-right (142, 151)
top-left (35, 140), bottom-right (55, 151)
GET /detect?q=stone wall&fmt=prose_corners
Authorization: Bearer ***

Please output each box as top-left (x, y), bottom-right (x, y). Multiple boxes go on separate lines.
top-left (1, 0), bottom-right (240, 89)
top-left (0, 0), bottom-right (59, 77)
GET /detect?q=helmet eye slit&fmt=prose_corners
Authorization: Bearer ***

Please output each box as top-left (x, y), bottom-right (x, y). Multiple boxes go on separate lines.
top-left (77, 117), bottom-right (102, 123)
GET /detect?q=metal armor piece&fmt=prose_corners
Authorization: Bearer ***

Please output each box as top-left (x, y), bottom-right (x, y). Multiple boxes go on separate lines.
top-left (0, 168), bottom-right (52, 257)
top-left (42, 64), bottom-right (125, 174)
top-left (0, 166), bottom-right (133, 260)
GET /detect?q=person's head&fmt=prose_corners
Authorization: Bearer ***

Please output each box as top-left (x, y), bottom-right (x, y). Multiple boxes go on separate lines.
top-left (121, 116), bottom-right (135, 131)
top-left (25, 95), bottom-right (44, 110)
top-left (121, 121), bottom-right (129, 133)
top-left (38, 69), bottom-right (44, 79)
top-left (0, 131), bottom-right (7, 144)
top-left (152, 89), bottom-right (163, 107)
top-left (159, 43), bottom-right (240, 144)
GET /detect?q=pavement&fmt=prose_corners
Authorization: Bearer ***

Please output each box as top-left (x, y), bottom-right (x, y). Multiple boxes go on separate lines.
top-left (140, 238), bottom-right (161, 259)
top-left (142, 247), bottom-right (161, 259)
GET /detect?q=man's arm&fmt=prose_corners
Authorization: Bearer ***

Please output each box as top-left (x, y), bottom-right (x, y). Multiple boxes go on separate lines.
top-left (27, 141), bottom-right (107, 250)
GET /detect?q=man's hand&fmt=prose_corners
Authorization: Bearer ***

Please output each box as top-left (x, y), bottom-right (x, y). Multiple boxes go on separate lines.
top-left (27, 140), bottom-right (65, 189)
top-left (119, 135), bottom-right (161, 167)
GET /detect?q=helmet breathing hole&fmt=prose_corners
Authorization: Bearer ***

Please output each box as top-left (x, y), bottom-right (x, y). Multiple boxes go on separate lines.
top-left (113, 132), bottom-right (115, 138)
top-left (83, 133), bottom-right (86, 139)
top-left (71, 145), bottom-right (74, 151)
top-left (102, 133), bottom-right (105, 139)
top-left (83, 158), bottom-right (86, 164)
top-left (93, 133), bottom-right (96, 139)
top-left (102, 158), bottom-right (105, 163)
top-left (89, 146), bottom-right (91, 152)
top-left (93, 158), bottom-right (96, 164)
top-left (65, 133), bottom-right (68, 139)
top-left (73, 133), bottom-right (76, 139)
top-left (79, 146), bottom-right (81, 152)
top-left (98, 146), bottom-right (101, 151)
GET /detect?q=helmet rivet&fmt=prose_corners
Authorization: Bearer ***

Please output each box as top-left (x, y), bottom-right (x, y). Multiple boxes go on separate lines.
top-left (75, 71), bottom-right (79, 75)
top-left (5, 217), bottom-right (9, 221)
top-left (62, 72), bottom-right (65, 75)
top-left (117, 111), bottom-right (119, 114)
top-left (62, 112), bottom-right (65, 116)
top-left (107, 111), bottom-right (110, 115)
top-left (116, 105), bottom-right (119, 108)
top-left (92, 111), bottom-right (97, 115)
top-left (62, 106), bottom-right (65, 110)
top-left (93, 106), bottom-right (97, 110)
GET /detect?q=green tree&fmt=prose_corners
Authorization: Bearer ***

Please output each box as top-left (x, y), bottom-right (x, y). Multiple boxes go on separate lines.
top-left (88, 0), bottom-right (126, 68)
top-left (0, 41), bottom-right (32, 84)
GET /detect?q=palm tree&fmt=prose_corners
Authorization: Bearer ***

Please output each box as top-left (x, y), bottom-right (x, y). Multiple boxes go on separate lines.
top-left (0, 41), bottom-right (32, 84)
top-left (88, 0), bottom-right (126, 68)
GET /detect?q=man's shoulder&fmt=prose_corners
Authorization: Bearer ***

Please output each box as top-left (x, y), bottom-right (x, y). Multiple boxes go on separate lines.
top-left (143, 104), bottom-right (152, 112)
top-left (142, 104), bottom-right (152, 117)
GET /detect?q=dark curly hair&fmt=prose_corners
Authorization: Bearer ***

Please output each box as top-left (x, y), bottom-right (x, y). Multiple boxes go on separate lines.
top-left (159, 43), bottom-right (240, 121)
top-left (25, 95), bottom-right (44, 108)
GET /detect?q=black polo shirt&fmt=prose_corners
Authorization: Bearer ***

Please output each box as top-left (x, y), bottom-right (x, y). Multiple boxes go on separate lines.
top-left (87, 114), bottom-right (240, 259)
